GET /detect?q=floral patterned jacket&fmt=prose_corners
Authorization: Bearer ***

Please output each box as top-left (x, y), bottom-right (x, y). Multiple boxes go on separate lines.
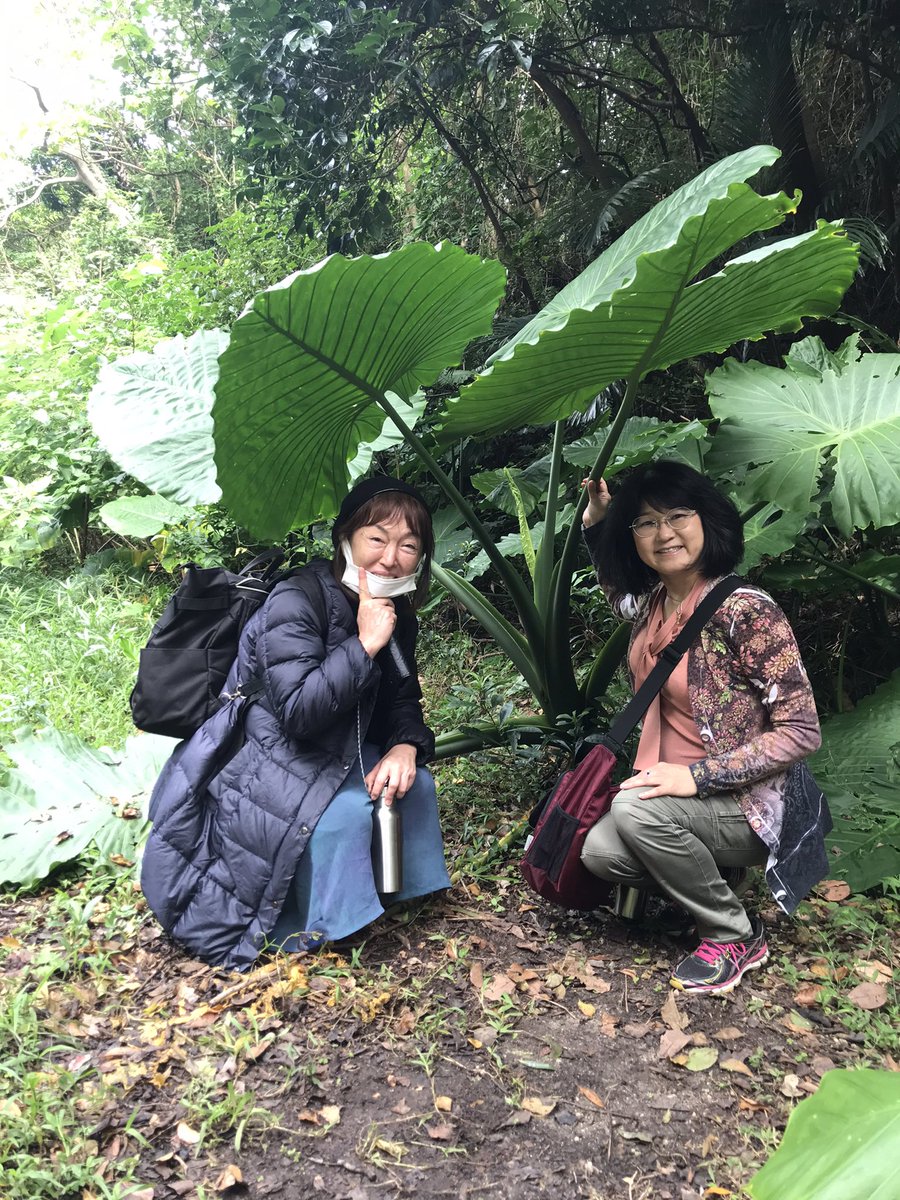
top-left (584, 524), bottom-right (831, 912)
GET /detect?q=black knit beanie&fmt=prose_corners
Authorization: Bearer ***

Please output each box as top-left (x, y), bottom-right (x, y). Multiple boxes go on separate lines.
top-left (331, 475), bottom-right (428, 546)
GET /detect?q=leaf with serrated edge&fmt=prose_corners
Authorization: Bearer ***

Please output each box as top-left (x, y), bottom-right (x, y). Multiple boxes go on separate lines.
top-left (708, 340), bottom-right (900, 534)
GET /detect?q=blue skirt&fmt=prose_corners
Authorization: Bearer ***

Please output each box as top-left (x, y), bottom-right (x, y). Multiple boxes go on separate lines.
top-left (268, 743), bottom-right (451, 950)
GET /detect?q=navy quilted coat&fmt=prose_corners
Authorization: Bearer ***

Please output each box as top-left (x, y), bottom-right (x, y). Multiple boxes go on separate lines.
top-left (140, 559), bottom-right (434, 970)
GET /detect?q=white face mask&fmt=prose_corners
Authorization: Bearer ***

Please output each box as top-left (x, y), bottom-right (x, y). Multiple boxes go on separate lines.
top-left (340, 538), bottom-right (421, 598)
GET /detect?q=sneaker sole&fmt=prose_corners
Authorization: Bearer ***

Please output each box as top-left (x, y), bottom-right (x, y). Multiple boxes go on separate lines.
top-left (669, 947), bottom-right (770, 995)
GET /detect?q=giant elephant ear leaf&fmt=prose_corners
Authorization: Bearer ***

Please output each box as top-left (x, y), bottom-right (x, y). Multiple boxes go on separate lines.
top-left (706, 336), bottom-right (900, 534)
top-left (88, 329), bottom-right (227, 506)
top-left (441, 146), bottom-right (858, 437)
top-left (213, 243), bottom-right (506, 539)
top-left (0, 727), bottom-right (176, 888)
top-left (747, 1068), bottom-right (900, 1200)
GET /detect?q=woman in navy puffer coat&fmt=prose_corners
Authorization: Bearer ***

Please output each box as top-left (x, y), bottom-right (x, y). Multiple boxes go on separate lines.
top-left (141, 477), bottom-right (451, 971)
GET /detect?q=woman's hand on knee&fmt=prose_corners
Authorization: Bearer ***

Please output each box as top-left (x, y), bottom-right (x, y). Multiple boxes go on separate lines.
top-left (619, 762), bottom-right (698, 799)
top-left (364, 743), bottom-right (418, 805)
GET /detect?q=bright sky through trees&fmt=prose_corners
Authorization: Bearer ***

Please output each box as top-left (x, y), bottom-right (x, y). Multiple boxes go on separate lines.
top-left (0, 0), bottom-right (121, 195)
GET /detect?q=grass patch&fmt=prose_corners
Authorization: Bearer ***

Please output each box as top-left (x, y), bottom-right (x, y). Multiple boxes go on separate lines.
top-left (0, 566), bottom-right (167, 748)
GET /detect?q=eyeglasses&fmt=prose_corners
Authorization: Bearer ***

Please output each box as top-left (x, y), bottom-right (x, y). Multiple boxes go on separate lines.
top-left (630, 508), bottom-right (697, 537)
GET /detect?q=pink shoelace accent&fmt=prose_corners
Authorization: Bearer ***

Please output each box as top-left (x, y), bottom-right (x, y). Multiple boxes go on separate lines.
top-left (694, 939), bottom-right (744, 966)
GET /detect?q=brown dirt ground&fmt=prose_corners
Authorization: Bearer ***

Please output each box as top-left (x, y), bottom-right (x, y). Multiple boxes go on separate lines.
top-left (3, 874), bottom-right (895, 1200)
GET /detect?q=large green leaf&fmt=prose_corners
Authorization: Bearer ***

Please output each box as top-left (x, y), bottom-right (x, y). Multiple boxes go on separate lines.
top-left (98, 494), bottom-right (194, 538)
top-left (214, 243), bottom-right (506, 538)
top-left (808, 671), bottom-right (900, 891)
top-left (747, 1069), bottom-right (900, 1200)
top-left (0, 727), bottom-right (176, 888)
top-left (563, 417), bottom-right (708, 474)
top-left (738, 503), bottom-right (809, 572)
top-left (88, 329), bottom-right (227, 506)
top-left (441, 147), bottom-right (858, 437)
top-left (707, 337), bottom-right (900, 534)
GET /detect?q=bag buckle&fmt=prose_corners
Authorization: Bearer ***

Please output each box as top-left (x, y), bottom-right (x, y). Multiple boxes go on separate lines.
top-left (660, 644), bottom-right (682, 667)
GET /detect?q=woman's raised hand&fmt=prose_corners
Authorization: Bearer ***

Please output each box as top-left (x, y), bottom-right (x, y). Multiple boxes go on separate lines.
top-left (356, 569), bottom-right (396, 657)
top-left (581, 477), bottom-right (611, 527)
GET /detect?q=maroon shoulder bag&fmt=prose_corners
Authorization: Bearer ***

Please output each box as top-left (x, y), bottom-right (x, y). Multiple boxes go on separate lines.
top-left (520, 576), bottom-right (742, 910)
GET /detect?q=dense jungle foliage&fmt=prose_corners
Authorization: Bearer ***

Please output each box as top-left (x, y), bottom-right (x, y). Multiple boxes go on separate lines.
top-left (1, 0), bottom-right (898, 874)
top-left (1, 5), bottom-right (899, 1198)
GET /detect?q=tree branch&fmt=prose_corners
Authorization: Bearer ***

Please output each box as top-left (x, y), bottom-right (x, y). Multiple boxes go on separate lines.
top-left (1, 176), bottom-right (81, 227)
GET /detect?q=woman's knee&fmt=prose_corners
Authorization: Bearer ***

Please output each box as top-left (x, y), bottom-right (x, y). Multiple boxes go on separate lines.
top-left (609, 790), bottom-right (657, 841)
top-left (581, 814), bottom-right (634, 881)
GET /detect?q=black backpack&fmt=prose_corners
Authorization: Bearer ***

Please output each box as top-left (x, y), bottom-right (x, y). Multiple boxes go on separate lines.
top-left (131, 550), bottom-right (289, 740)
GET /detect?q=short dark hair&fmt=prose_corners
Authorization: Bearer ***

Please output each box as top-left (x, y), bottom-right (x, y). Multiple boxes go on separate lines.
top-left (333, 490), bottom-right (434, 608)
top-left (596, 461), bottom-right (743, 595)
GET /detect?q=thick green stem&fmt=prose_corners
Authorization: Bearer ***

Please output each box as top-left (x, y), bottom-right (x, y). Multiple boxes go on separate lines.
top-left (548, 373), bottom-right (642, 707)
top-left (375, 390), bottom-right (546, 655)
top-left (534, 420), bottom-right (564, 617)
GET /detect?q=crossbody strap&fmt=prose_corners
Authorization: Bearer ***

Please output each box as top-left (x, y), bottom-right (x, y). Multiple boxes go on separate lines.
top-left (604, 575), bottom-right (743, 753)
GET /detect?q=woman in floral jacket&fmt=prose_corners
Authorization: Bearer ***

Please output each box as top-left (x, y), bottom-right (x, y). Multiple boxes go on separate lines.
top-left (581, 461), bottom-right (830, 995)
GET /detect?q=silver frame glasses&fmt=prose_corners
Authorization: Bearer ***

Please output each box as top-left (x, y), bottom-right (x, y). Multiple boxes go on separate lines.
top-left (629, 508), bottom-right (697, 538)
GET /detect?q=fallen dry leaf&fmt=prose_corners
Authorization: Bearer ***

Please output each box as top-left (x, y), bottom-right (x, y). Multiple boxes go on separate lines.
top-left (577, 1000), bottom-right (596, 1018)
top-left (846, 981), bottom-right (888, 1010)
top-left (434, 1095), bottom-right (452, 1112)
top-left (395, 1007), bottom-right (416, 1035)
top-left (174, 1122), bottom-right (200, 1145)
top-left (483, 973), bottom-right (517, 1003)
top-left (853, 959), bottom-right (893, 985)
top-left (793, 983), bottom-right (824, 1007)
top-left (469, 962), bottom-right (484, 990)
top-left (622, 1022), bottom-right (654, 1038)
top-left (661, 991), bottom-right (689, 1031)
top-left (720, 1058), bottom-right (753, 1077)
top-left (320, 1105), bottom-right (341, 1126)
top-left (818, 879), bottom-right (851, 902)
top-left (712, 1026), bottom-right (743, 1043)
top-left (391, 1098), bottom-right (411, 1115)
top-left (521, 1096), bottom-right (556, 1117)
top-left (598, 1012), bottom-right (619, 1038)
top-left (426, 1121), bottom-right (454, 1141)
top-left (213, 1165), bottom-right (243, 1191)
top-left (811, 1055), bottom-right (835, 1076)
top-left (659, 1029), bottom-right (692, 1060)
top-left (577, 1085), bottom-right (605, 1110)
top-left (780, 1073), bottom-right (803, 1098)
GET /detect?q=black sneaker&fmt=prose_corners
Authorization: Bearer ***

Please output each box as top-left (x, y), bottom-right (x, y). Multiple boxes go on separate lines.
top-left (670, 916), bottom-right (768, 994)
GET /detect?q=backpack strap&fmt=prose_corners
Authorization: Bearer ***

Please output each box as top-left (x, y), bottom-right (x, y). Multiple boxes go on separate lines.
top-left (603, 575), bottom-right (743, 754)
top-left (230, 566), bottom-right (329, 704)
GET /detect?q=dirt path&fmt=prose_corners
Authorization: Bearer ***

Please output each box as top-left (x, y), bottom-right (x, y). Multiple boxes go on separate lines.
top-left (4, 876), bottom-right (892, 1200)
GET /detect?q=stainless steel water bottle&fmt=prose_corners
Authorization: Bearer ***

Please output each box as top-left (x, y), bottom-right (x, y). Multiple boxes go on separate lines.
top-left (372, 787), bottom-right (402, 894)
